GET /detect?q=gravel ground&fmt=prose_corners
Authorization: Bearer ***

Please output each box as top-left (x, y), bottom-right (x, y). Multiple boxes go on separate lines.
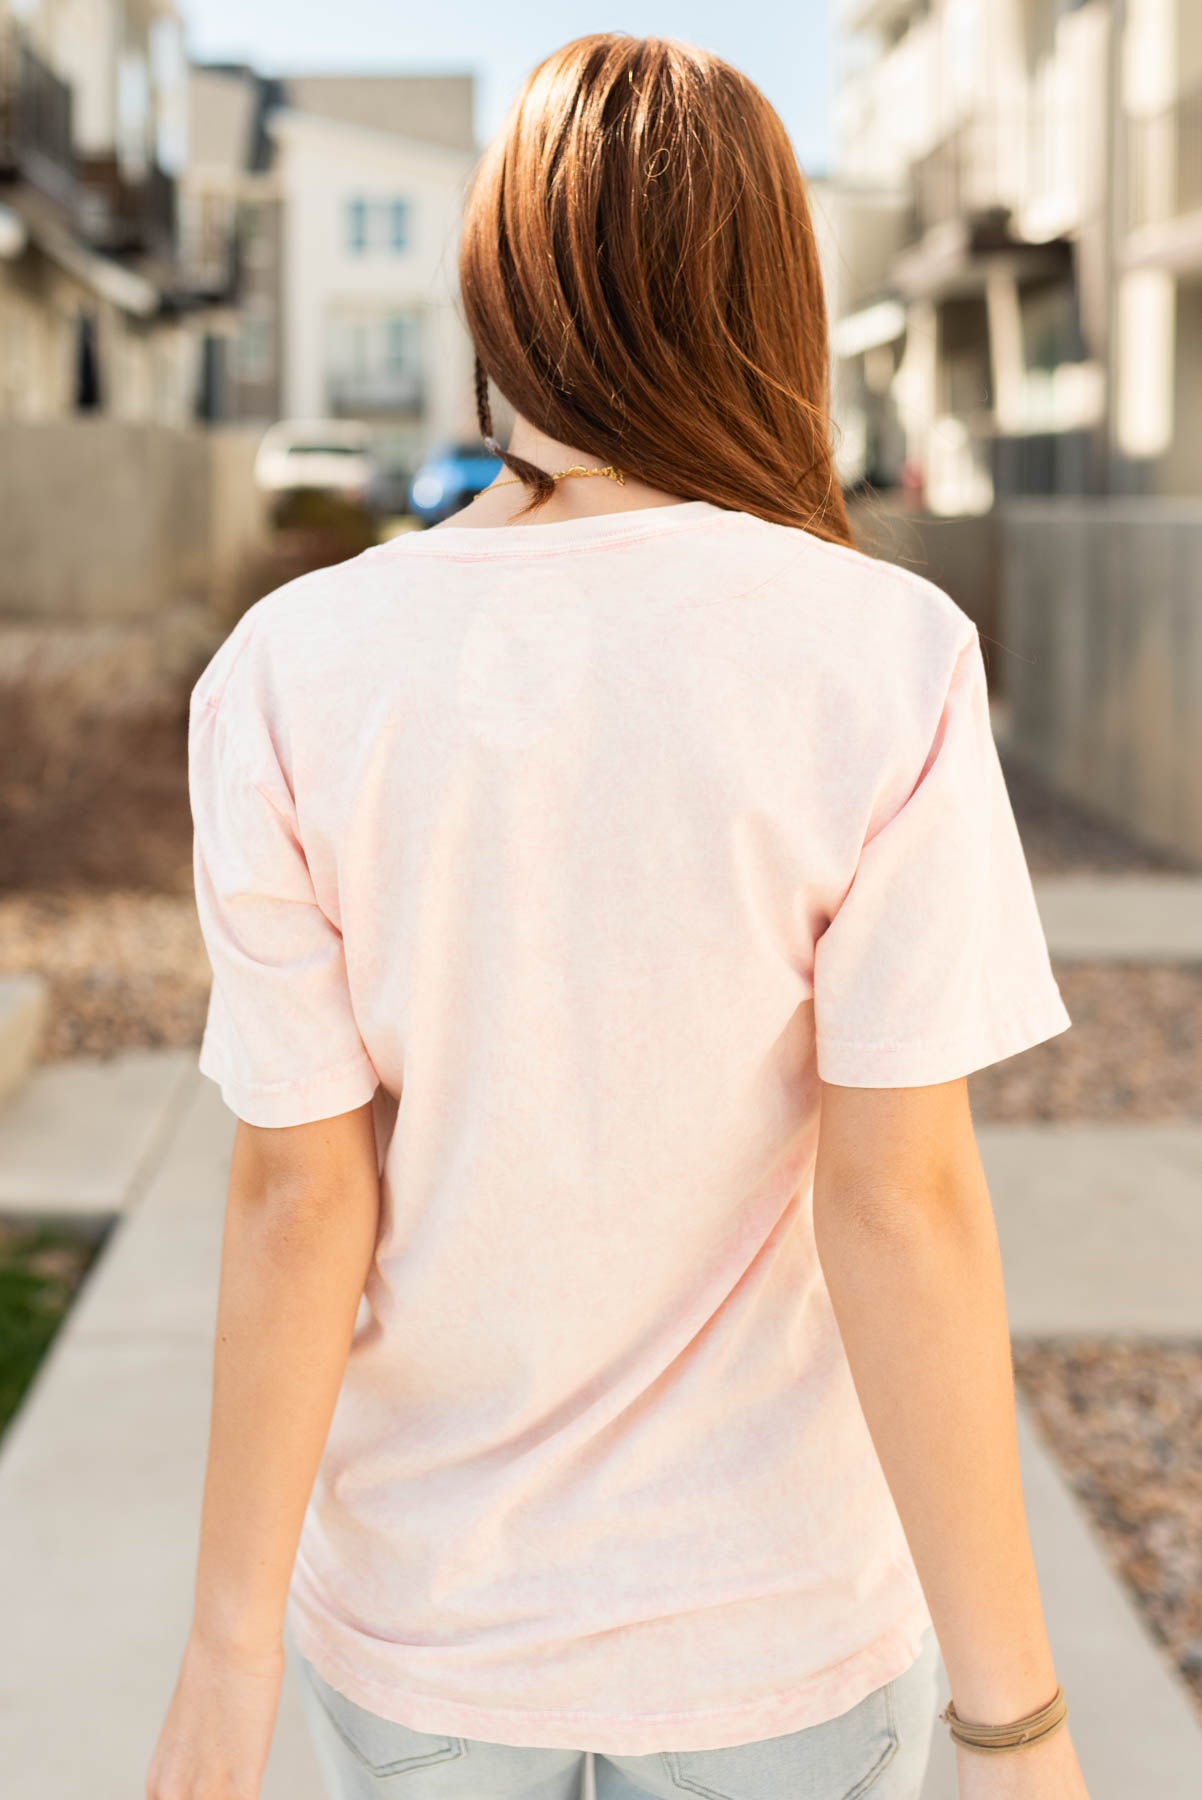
top-left (0, 891), bottom-right (209, 1061)
top-left (970, 962), bottom-right (1202, 1122)
top-left (1, 704), bottom-right (196, 896)
top-left (1013, 1341), bottom-right (1202, 1718)
top-left (0, 699), bottom-right (205, 1060)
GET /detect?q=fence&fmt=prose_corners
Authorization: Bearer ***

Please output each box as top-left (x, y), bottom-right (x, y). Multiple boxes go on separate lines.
top-left (851, 495), bottom-right (1202, 865)
top-left (1000, 500), bottom-right (1202, 864)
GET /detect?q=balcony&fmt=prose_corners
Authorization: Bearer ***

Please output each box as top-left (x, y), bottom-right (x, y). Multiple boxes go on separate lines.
top-left (325, 370), bottom-right (425, 418)
top-left (907, 107), bottom-right (1080, 247)
top-left (1127, 86), bottom-right (1202, 234)
top-left (77, 153), bottom-right (176, 258)
top-left (911, 124), bottom-right (1007, 240)
top-left (0, 24), bottom-right (75, 207)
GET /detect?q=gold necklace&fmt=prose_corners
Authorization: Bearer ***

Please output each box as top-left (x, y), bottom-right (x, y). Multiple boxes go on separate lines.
top-left (491, 463), bottom-right (627, 490)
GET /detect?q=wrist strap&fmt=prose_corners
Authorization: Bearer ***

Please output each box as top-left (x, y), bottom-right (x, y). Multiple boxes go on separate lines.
top-left (941, 1685), bottom-right (1068, 1755)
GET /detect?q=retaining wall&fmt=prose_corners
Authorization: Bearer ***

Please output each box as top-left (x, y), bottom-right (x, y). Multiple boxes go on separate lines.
top-left (0, 421), bottom-right (270, 621)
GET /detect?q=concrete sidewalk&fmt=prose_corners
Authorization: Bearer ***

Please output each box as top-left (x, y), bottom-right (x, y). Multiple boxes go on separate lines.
top-left (0, 1067), bottom-right (322, 1800)
top-left (1033, 873), bottom-right (1202, 962)
top-left (1, 1051), bottom-right (1200, 1796)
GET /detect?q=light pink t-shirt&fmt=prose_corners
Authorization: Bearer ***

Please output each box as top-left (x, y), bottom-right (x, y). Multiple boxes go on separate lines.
top-left (189, 498), bottom-right (1070, 1753)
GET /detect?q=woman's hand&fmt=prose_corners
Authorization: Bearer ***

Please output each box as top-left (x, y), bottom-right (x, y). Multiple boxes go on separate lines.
top-left (955, 1726), bottom-right (1091, 1799)
top-left (146, 1631), bottom-right (284, 1800)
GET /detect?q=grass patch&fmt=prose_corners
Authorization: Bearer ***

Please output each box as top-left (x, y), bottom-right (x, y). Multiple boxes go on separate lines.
top-left (0, 1222), bottom-right (98, 1434)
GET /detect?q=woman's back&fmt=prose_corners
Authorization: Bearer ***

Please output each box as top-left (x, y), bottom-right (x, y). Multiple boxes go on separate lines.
top-left (189, 497), bottom-right (1066, 1751)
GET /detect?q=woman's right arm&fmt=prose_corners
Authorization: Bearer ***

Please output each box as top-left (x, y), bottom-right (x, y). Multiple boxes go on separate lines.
top-left (813, 1075), bottom-right (1090, 1799)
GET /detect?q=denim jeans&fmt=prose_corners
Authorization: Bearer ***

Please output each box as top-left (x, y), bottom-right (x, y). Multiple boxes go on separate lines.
top-left (297, 1626), bottom-right (940, 1800)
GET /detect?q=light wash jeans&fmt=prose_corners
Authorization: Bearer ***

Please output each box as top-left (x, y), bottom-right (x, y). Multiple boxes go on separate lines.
top-left (297, 1626), bottom-right (940, 1800)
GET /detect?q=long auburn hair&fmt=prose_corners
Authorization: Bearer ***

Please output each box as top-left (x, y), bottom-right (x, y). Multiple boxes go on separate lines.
top-left (459, 33), bottom-right (851, 546)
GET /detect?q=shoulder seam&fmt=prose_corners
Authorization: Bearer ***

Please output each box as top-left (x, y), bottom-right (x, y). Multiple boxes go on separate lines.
top-left (191, 636), bottom-right (297, 829)
top-left (198, 700), bottom-right (298, 828)
top-left (792, 529), bottom-right (978, 638)
top-left (199, 709), bottom-right (298, 835)
top-left (198, 610), bottom-right (263, 719)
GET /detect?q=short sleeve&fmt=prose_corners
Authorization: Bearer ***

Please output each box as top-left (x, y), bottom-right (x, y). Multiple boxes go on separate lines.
top-left (813, 631), bottom-right (1070, 1087)
top-left (189, 670), bottom-right (380, 1128)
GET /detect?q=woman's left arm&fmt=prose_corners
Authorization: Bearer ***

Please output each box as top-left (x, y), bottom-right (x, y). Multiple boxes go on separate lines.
top-left (148, 1101), bottom-right (381, 1800)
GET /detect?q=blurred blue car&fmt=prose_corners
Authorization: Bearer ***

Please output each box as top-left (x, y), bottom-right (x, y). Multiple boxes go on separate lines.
top-left (408, 442), bottom-right (502, 525)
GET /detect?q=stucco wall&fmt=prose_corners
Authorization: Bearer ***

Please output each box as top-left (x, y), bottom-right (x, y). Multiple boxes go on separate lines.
top-left (1000, 499), bottom-right (1202, 864)
top-left (0, 421), bottom-right (269, 621)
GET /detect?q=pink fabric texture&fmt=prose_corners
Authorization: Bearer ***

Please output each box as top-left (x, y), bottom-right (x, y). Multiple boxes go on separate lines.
top-left (189, 499), bottom-right (1070, 1753)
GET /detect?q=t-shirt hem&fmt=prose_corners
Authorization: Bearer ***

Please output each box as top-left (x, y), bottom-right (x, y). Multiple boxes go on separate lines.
top-left (284, 1596), bottom-right (935, 1754)
top-left (198, 1033), bottom-right (380, 1127)
top-left (817, 990), bottom-right (1071, 1089)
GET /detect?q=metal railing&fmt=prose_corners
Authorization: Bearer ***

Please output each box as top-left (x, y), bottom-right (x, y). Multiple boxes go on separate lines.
top-left (325, 372), bottom-right (425, 418)
top-left (0, 23), bottom-right (75, 202)
top-left (911, 123), bottom-right (1008, 237)
top-left (1126, 86), bottom-right (1202, 233)
top-left (908, 108), bottom-right (1080, 242)
top-left (77, 152), bottom-right (177, 255)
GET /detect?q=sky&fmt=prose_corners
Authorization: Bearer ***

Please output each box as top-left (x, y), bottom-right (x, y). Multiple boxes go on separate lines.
top-left (184, 1), bottom-right (838, 176)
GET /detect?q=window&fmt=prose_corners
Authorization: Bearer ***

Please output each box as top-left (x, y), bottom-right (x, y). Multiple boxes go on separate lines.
top-left (938, 295), bottom-right (993, 415)
top-left (347, 197), bottom-right (368, 255)
top-left (386, 311), bottom-right (417, 378)
top-left (324, 307), bottom-right (423, 413)
top-left (349, 321), bottom-right (370, 380)
top-left (345, 196), bottom-right (412, 255)
top-left (236, 314), bottom-right (274, 382)
top-left (1020, 278), bottom-right (1086, 372)
top-left (237, 201), bottom-right (277, 272)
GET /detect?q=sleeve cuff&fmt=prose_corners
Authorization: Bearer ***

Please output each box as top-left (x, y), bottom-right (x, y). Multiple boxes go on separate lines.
top-left (817, 989), bottom-right (1072, 1089)
top-left (198, 1033), bottom-right (381, 1127)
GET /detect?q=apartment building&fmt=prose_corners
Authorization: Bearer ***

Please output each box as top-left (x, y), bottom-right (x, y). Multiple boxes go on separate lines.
top-left (831, 0), bottom-right (1202, 513)
top-left (182, 68), bottom-right (479, 472)
top-left (833, 0), bottom-right (1118, 513)
top-left (1122, 0), bottom-right (1202, 491)
top-left (0, 0), bottom-right (198, 422)
top-left (181, 64), bottom-right (284, 422)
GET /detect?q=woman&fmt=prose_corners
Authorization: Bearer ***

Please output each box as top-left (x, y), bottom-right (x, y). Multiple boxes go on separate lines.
top-left (150, 34), bottom-right (1090, 1800)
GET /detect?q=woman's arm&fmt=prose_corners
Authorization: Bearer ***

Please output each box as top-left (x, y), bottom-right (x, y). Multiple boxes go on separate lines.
top-left (813, 1077), bottom-right (1089, 1798)
top-left (148, 1102), bottom-right (381, 1800)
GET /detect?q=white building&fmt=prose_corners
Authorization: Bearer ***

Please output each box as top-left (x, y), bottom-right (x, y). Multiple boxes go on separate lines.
top-left (269, 99), bottom-right (477, 463)
top-left (180, 64), bottom-right (283, 422)
top-left (182, 67), bottom-right (479, 472)
top-left (807, 174), bottom-right (911, 490)
top-left (0, 0), bottom-right (197, 423)
top-left (832, 0), bottom-right (1202, 511)
top-left (833, 0), bottom-right (1114, 512)
top-left (1121, 0), bottom-right (1202, 490)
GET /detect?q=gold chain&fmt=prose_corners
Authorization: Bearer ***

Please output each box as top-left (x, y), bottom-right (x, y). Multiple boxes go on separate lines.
top-left (490, 463), bottom-right (627, 491)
